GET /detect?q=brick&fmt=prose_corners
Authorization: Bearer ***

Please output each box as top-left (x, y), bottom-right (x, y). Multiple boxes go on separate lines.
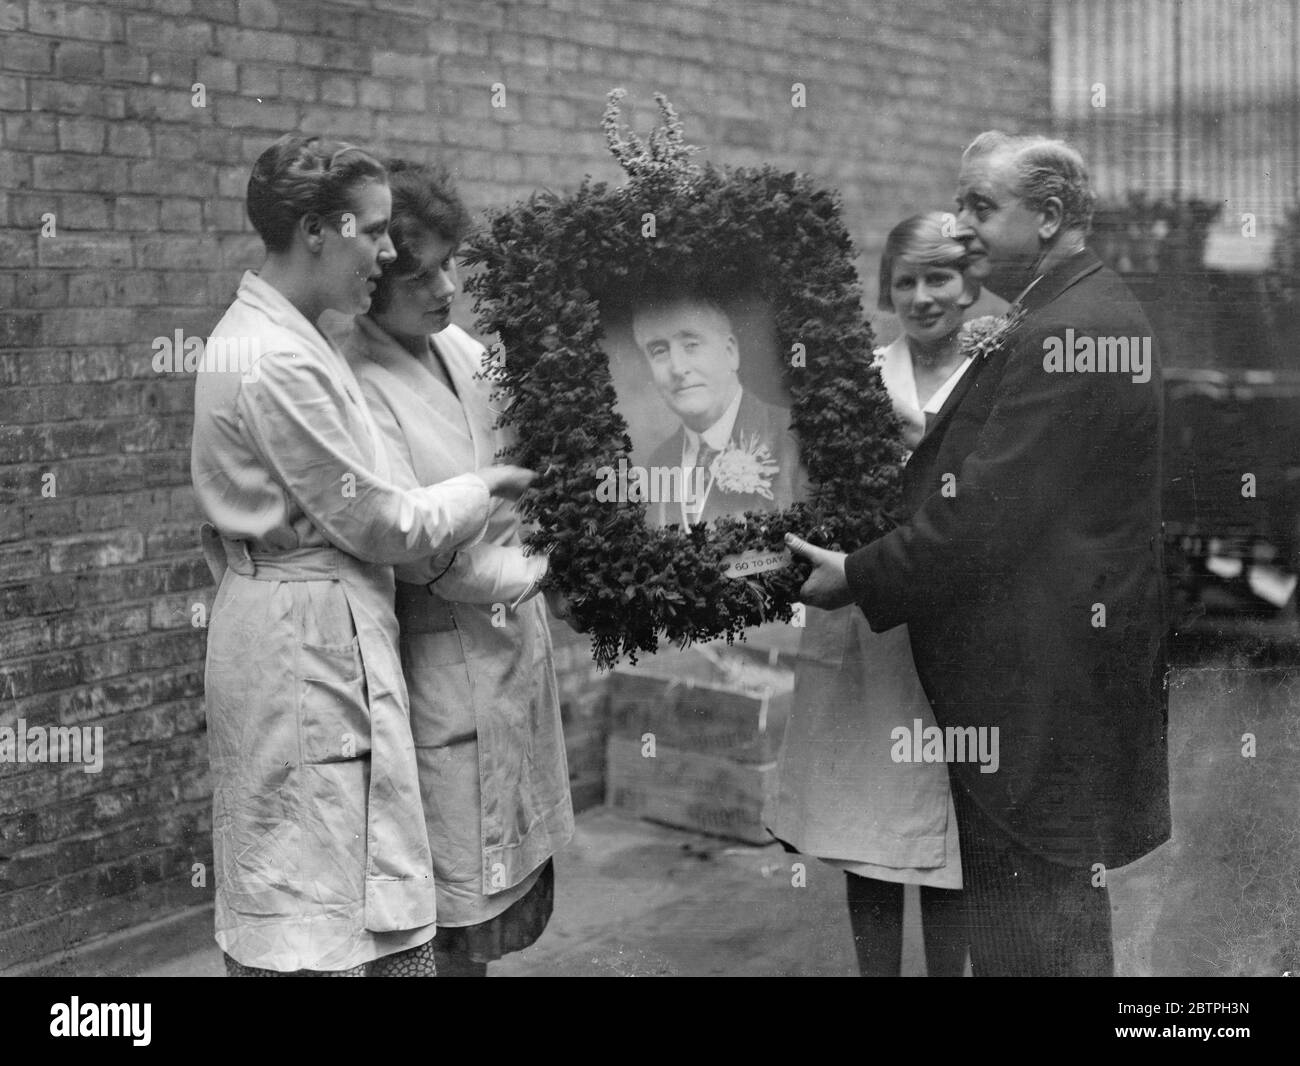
top-left (214, 25), bottom-right (295, 61)
top-left (0, 0), bottom-right (22, 30)
top-left (277, 65), bottom-right (317, 102)
top-left (123, 12), bottom-right (212, 52)
top-left (358, 79), bottom-right (395, 111)
top-left (156, 271), bottom-right (210, 305)
top-left (1, 35), bottom-right (53, 73)
top-left (51, 605), bottom-right (152, 650)
top-left (36, 234), bottom-right (132, 269)
top-left (75, 641), bottom-right (137, 685)
top-left (100, 45), bottom-right (148, 83)
top-left (236, 0), bottom-right (278, 29)
top-left (316, 5), bottom-right (363, 40)
top-left (0, 312), bottom-right (41, 346)
top-left (123, 84), bottom-right (205, 122)
top-left (298, 105), bottom-right (372, 141)
top-left (237, 62), bottom-right (280, 97)
top-left (113, 195), bottom-right (159, 230)
top-left (195, 55), bottom-right (238, 93)
top-left (318, 75), bottom-right (356, 107)
top-left (27, 1), bottom-right (120, 41)
top-left (34, 380), bottom-right (144, 422)
top-left (0, 503), bottom-right (22, 543)
top-left (132, 235), bottom-right (208, 271)
top-left (10, 188), bottom-right (63, 232)
top-left (48, 531), bottom-right (145, 574)
top-left (67, 349), bottom-right (158, 382)
top-left (56, 116), bottom-right (107, 154)
top-left (129, 160), bottom-right (218, 197)
top-left (194, 128), bottom-right (243, 163)
top-left (51, 41), bottom-right (101, 80)
top-left (0, 882), bottom-right (59, 931)
top-left (0, 423), bottom-right (53, 462)
top-left (10, 271), bottom-right (63, 312)
top-left (72, 488), bottom-right (171, 532)
top-left (203, 197), bottom-right (246, 233)
top-left (57, 192), bottom-right (113, 229)
top-left (30, 79), bottom-right (124, 118)
top-left (31, 153), bottom-right (128, 192)
top-left (105, 122), bottom-right (151, 157)
top-left (3, 112), bottom-right (56, 150)
top-left (212, 95), bottom-right (299, 133)
top-left (148, 52), bottom-right (196, 90)
top-left (0, 71), bottom-right (26, 109)
top-left (20, 498), bottom-right (74, 537)
top-left (295, 37), bottom-right (368, 71)
top-left (154, 129), bottom-right (199, 160)
top-left (157, 199), bottom-right (204, 232)
top-left (0, 616), bottom-right (55, 657)
top-left (58, 674), bottom-right (154, 726)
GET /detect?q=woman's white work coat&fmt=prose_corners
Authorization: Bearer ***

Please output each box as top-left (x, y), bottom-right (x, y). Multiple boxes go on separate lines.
top-left (191, 271), bottom-right (492, 971)
top-left (767, 335), bottom-right (970, 887)
top-left (340, 315), bottom-right (574, 927)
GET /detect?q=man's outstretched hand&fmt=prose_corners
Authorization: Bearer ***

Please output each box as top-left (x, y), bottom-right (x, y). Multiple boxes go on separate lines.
top-left (785, 533), bottom-right (856, 610)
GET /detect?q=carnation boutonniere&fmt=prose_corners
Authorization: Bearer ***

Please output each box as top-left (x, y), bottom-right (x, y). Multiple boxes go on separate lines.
top-left (709, 433), bottom-right (780, 499)
top-left (959, 275), bottom-right (1045, 362)
top-left (959, 303), bottom-right (1028, 362)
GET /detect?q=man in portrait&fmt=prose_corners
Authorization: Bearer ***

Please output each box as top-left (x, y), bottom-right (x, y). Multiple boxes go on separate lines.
top-left (631, 291), bottom-right (803, 528)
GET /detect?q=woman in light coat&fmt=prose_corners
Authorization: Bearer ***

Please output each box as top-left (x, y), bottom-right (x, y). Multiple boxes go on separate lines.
top-left (336, 160), bottom-right (574, 977)
top-left (769, 213), bottom-right (982, 976)
top-left (191, 134), bottom-right (533, 976)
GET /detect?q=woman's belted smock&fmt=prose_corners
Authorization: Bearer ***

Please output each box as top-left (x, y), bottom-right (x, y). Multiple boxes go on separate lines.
top-left (191, 272), bottom-right (492, 970)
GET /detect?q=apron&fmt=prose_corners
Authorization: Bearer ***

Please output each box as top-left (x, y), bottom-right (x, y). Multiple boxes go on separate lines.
top-left (339, 316), bottom-right (574, 927)
top-left (195, 273), bottom-right (463, 971)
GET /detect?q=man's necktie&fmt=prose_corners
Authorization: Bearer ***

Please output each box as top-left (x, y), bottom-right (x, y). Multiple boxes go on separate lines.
top-left (685, 442), bottom-right (719, 523)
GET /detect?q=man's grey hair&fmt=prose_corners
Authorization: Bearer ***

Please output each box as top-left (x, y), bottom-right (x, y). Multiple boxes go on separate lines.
top-left (963, 130), bottom-right (1095, 234)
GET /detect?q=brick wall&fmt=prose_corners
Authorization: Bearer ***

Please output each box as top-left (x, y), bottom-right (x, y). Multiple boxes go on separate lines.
top-left (0, 0), bottom-right (1049, 970)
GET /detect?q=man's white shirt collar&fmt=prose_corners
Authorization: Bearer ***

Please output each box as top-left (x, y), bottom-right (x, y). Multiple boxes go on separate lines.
top-left (681, 386), bottom-right (743, 467)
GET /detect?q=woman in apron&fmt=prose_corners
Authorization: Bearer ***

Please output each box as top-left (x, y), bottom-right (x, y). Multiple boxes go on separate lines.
top-left (191, 134), bottom-right (533, 976)
top-left (769, 213), bottom-right (982, 976)
top-left (334, 159), bottom-right (574, 977)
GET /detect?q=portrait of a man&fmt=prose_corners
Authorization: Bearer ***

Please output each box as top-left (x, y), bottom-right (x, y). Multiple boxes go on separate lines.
top-left (622, 290), bottom-right (805, 528)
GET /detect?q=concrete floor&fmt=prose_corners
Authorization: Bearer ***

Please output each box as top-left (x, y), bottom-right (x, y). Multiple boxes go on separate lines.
top-left (108, 809), bottom-right (901, 978)
top-left (25, 640), bottom-right (1300, 978)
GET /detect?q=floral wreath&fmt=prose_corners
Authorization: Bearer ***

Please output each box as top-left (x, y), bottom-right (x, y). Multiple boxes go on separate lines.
top-left (463, 91), bottom-right (906, 668)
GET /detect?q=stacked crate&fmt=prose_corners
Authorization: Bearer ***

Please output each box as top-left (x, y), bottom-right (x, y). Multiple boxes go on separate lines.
top-left (603, 631), bottom-right (796, 844)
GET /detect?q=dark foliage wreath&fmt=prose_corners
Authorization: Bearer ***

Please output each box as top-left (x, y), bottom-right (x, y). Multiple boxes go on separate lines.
top-left (463, 91), bottom-right (906, 667)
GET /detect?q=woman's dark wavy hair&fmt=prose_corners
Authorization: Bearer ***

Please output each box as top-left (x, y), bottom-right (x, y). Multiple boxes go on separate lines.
top-left (370, 158), bottom-right (473, 315)
top-left (246, 132), bottom-right (387, 253)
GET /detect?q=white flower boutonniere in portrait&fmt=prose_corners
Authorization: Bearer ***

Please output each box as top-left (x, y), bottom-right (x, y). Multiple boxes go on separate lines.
top-left (709, 434), bottom-right (779, 499)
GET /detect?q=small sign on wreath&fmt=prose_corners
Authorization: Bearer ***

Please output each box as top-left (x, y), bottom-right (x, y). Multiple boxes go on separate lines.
top-left (463, 90), bottom-right (906, 668)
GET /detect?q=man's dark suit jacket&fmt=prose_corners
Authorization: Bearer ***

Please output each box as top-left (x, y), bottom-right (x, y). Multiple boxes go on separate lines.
top-left (648, 389), bottom-right (803, 527)
top-left (844, 248), bottom-right (1171, 868)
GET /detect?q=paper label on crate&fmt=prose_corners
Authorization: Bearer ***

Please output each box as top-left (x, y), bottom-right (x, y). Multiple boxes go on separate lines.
top-left (720, 548), bottom-right (791, 578)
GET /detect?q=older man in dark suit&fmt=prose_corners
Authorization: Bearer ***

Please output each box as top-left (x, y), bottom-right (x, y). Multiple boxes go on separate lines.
top-left (788, 130), bottom-right (1170, 976)
top-left (633, 294), bottom-right (802, 528)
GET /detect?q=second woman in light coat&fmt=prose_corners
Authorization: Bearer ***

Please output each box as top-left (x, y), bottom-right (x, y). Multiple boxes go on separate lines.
top-left (335, 160), bottom-right (574, 977)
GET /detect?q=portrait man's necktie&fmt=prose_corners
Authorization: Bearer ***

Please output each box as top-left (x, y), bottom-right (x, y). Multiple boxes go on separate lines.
top-left (685, 442), bottom-right (719, 523)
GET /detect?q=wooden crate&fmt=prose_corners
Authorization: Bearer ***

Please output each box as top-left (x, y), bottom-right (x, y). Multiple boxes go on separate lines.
top-left (604, 734), bottom-right (778, 845)
top-left (604, 657), bottom-right (792, 765)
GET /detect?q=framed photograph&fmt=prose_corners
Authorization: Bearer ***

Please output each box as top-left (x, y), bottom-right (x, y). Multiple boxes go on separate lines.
top-left (465, 93), bottom-right (907, 667)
